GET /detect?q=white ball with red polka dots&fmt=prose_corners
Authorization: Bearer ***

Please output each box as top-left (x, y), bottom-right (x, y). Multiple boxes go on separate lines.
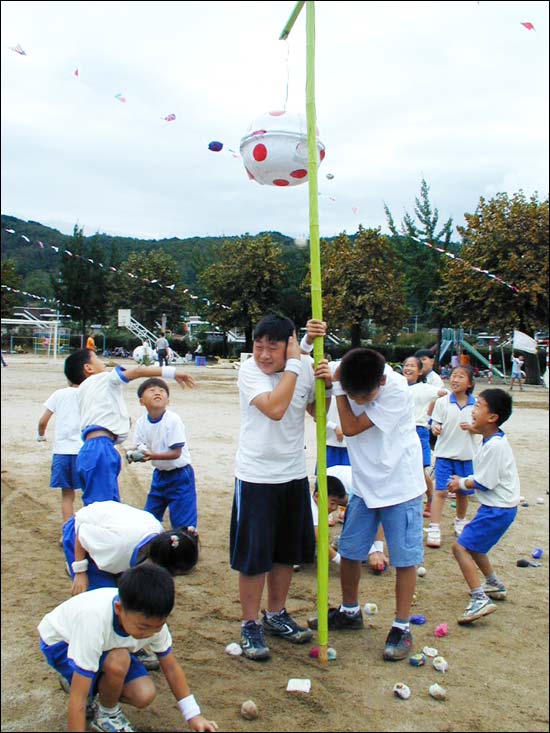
top-left (240, 110), bottom-right (325, 187)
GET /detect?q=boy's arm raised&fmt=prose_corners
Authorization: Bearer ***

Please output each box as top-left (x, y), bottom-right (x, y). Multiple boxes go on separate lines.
top-left (121, 365), bottom-right (197, 390)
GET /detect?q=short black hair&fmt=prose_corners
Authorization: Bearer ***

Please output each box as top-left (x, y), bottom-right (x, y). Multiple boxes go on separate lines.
top-left (478, 388), bottom-right (513, 426)
top-left (146, 527), bottom-right (199, 576)
top-left (137, 377), bottom-right (170, 398)
top-left (118, 564), bottom-right (175, 618)
top-left (414, 349), bottom-right (435, 360)
top-left (314, 475), bottom-right (347, 501)
top-left (64, 349), bottom-right (93, 385)
top-left (340, 348), bottom-right (385, 395)
top-left (253, 314), bottom-right (295, 343)
top-left (403, 355), bottom-right (426, 383)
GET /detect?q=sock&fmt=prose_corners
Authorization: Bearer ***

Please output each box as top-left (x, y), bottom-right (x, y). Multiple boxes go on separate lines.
top-left (242, 619), bottom-right (259, 626)
top-left (392, 619), bottom-right (410, 632)
top-left (471, 586), bottom-right (487, 600)
top-left (98, 703), bottom-right (120, 716)
top-left (484, 573), bottom-right (501, 587)
top-left (265, 609), bottom-right (283, 619)
top-left (428, 522), bottom-right (440, 529)
top-left (340, 603), bottom-right (360, 615)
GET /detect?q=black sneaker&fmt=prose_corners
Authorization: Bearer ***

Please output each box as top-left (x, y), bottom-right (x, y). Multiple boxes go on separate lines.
top-left (262, 609), bottom-right (313, 644)
top-left (383, 626), bottom-right (413, 661)
top-left (241, 620), bottom-right (270, 660)
top-left (135, 647), bottom-right (160, 671)
top-left (307, 606), bottom-right (364, 631)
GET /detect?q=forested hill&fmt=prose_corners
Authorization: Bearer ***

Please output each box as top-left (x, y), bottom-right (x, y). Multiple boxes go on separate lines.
top-left (0, 214), bottom-right (301, 281)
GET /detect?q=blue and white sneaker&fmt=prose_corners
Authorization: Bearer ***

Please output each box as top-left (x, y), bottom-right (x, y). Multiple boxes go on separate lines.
top-left (262, 608), bottom-right (313, 643)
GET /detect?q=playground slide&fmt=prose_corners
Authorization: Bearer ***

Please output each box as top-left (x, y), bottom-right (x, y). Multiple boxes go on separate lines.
top-left (438, 339), bottom-right (453, 363)
top-left (461, 338), bottom-right (505, 378)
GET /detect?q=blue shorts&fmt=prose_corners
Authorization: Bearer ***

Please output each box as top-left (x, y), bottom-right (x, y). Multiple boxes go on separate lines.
top-left (339, 494), bottom-right (424, 568)
top-left (62, 516), bottom-right (118, 590)
top-left (416, 427), bottom-right (431, 468)
top-left (144, 464), bottom-right (197, 529)
top-left (326, 446), bottom-right (351, 468)
top-left (50, 454), bottom-right (81, 490)
top-left (77, 437), bottom-right (121, 506)
top-left (39, 638), bottom-right (147, 696)
top-left (458, 504), bottom-right (518, 554)
top-left (230, 477), bottom-right (315, 575)
top-left (435, 457), bottom-right (474, 494)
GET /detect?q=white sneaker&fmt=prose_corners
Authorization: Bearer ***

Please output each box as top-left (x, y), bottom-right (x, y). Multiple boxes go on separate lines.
top-left (90, 707), bottom-right (135, 732)
top-left (457, 596), bottom-right (497, 625)
top-left (454, 517), bottom-right (468, 536)
top-left (426, 524), bottom-right (441, 548)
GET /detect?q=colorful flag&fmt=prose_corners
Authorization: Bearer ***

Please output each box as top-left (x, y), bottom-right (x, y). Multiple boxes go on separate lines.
top-left (9, 44), bottom-right (26, 55)
top-left (521, 22), bottom-right (535, 31)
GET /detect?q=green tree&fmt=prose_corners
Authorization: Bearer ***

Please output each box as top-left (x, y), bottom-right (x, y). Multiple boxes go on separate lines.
top-left (384, 178), bottom-right (455, 325)
top-left (1, 259), bottom-right (21, 317)
top-left (109, 249), bottom-right (187, 334)
top-left (436, 191), bottom-right (549, 382)
top-left (316, 226), bottom-right (409, 348)
top-left (55, 227), bottom-right (109, 337)
top-left (199, 234), bottom-right (287, 351)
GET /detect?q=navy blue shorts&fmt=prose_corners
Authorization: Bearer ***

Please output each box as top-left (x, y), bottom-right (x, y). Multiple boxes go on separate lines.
top-left (230, 477), bottom-right (315, 575)
top-left (77, 437), bottom-right (121, 505)
top-left (458, 504), bottom-right (518, 554)
top-left (416, 427), bottom-right (431, 468)
top-left (144, 464), bottom-right (197, 528)
top-left (50, 454), bottom-right (81, 490)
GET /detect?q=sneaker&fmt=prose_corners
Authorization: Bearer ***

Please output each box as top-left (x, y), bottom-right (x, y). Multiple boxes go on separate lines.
top-left (135, 647), bottom-right (160, 671)
top-left (457, 596), bottom-right (497, 625)
top-left (241, 620), bottom-right (270, 660)
top-left (426, 524), bottom-right (441, 548)
top-left (262, 608), bottom-right (313, 644)
top-left (307, 606), bottom-right (364, 631)
top-left (90, 707), bottom-right (135, 732)
top-left (482, 583), bottom-right (507, 601)
top-left (454, 517), bottom-right (468, 537)
top-left (383, 626), bottom-right (413, 661)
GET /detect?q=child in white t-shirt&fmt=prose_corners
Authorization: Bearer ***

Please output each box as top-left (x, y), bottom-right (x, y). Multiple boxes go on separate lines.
top-left (38, 564), bottom-right (218, 733)
top-left (37, 382), bottom-right (83, 541)
top-left (129, 378), bottom-right (197, 529)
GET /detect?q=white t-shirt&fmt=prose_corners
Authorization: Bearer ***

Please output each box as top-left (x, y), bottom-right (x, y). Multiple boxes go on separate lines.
top-left (132, 410), bottom-right (191, 470)
top-left (43, 387), bottom-right (83, 454)
top-left (38, 587), bottom-right (172, 676)
top-left (425, 370), bottom-right (444, 388)
top-left (472, 431), bottom-right (520, 508)
top-left (78, 367), bottom-right (130, 444)
top-left (344, 366), bottom-right (425, 508)
top-left (326, 362), bottom-right (347, 448)
top-left (74, 501), bottom-right (164, 573)
top-left (409, 382), bottom-right (444, 427)
top-left (432, 393), bottom-right (480, 460)
top-left (235, 354), bottom-right (316, 483)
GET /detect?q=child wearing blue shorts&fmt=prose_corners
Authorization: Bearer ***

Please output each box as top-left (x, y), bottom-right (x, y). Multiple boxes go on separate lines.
top-left (427, 365), bottom-right (480, 548)
top-left (448, 389), bottom-right (520, 624)
top-left (63, 350), bottom-right (196, 506)
top-left (38, 564), bottom-right (218, 733)
top-left (308, 348), bottom-right (426, 662)
top-left (37, 382), bottom-right (83, 543)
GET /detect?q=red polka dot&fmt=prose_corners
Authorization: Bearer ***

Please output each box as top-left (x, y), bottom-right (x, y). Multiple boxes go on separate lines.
top-left (253, 144), bottom-right (267, 161)
top-left (290, 169), bottom-right (308, 178)
top-left (320, 149), bottom-right (326, 161)
top-left (273, 179), bottom-right (289, 186)
top-left (245, 167), bottom-right (255, 180)
top-left (269, 110), bottom-right (285, 116)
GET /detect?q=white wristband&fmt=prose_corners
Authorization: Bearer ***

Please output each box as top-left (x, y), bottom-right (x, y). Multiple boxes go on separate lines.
top-left (369, 540), bottom-right (384, 555)
top-left (331, 552), bottom-right (341, 565)
top-left (299, 334), bottom-right (314, 353)
top-left (284, 358), bottom-right (302, 376)
top-left (71, 559), bottom-right (89, 574)
top-left (161, 366), bottom-right (176, 380)
top-left (177, 694), bottom-right (201, 721)
top-left (332, 380), bottom-right (346, 397)
top-left (458, 477), bottom-right (468, 491)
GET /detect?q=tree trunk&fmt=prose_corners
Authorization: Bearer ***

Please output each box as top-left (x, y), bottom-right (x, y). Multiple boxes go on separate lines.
top-left (350, 322), bottom-right (361, 349)
top-left (524, 352), bottom-right (541, 386)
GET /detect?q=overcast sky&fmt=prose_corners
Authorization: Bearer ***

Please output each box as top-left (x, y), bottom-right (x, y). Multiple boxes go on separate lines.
top-left (1, 1), bottom-right (548, 243)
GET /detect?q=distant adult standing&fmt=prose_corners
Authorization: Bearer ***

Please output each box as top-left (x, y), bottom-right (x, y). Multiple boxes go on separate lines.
top-left (155, 332), bottom-right (170, 367)
top-left (85, 334), bottom-right (96, 352)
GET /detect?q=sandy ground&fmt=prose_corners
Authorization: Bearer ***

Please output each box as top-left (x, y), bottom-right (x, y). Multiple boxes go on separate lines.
top-left (1, 355), bottom-right (549, 733)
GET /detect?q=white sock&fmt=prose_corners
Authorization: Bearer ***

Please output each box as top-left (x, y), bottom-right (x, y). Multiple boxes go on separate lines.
top-left (98, 703), bottom-right (120, 716)
top-left (340, 604), bottom-right (360, 615)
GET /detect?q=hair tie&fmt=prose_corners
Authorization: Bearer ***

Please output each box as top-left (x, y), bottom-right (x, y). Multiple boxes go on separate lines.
top-left (170, 535), bottom-right (180, 548)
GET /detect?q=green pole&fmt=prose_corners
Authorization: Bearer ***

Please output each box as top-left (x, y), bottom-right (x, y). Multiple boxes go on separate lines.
top-left (305, 1), bottom-right (328, 664)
